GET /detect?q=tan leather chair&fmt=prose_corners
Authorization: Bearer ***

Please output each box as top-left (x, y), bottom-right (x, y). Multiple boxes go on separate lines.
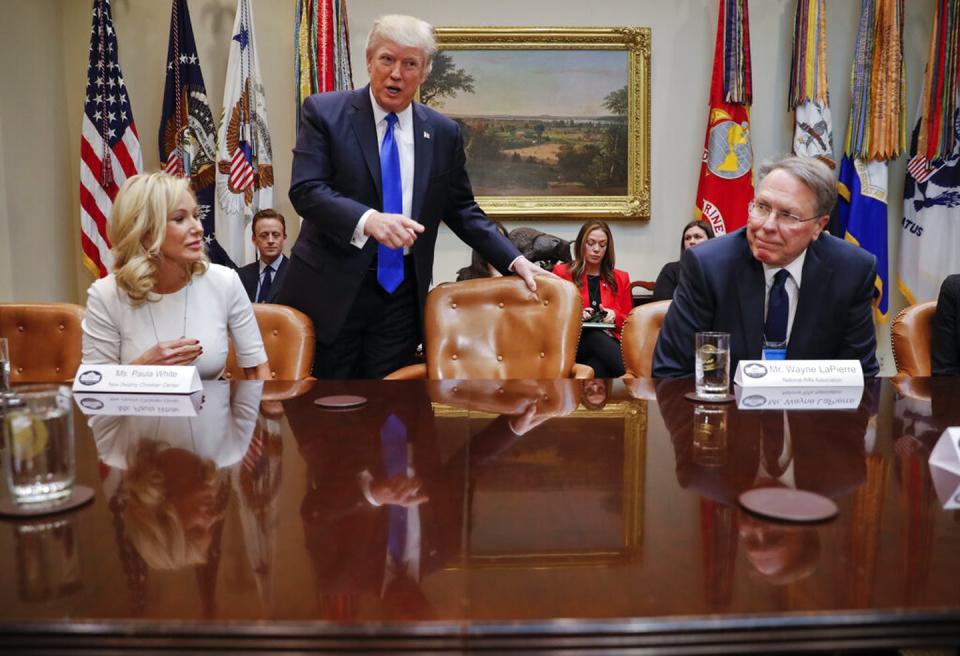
top-left (0, 303), bottom-right (85, 383)
top-left (223, 303), bottom-right (315, 380)
top-left (891, 300), bottom-right (936, 377)
top-left (386, 276), bottom-right (593, 380)
top-left (620, 299), bottom-right (671, 378)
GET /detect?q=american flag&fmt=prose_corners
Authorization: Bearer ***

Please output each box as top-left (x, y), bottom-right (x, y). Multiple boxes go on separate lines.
top-left (160, 0), bottom-right (234, 267)
top-left (80, 0), bottom-right (142, 278)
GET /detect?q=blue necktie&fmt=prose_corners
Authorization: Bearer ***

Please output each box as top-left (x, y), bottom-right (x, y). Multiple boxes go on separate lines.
top-left (257, 266), bottom-right (273, 303)
top-left (378, 113), bottom-right (404, 294)
top-left (380, 413), bottom-right (408, 564)
top-left (764, 269), bottom-right (790, 343)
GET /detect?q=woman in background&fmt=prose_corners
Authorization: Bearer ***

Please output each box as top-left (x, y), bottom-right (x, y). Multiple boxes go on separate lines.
top-left (456, 221), bottom-right (509, 281)
top-left (554, 221), bottom-right (632, 378)
top-left (653, 219), bottom-right (716, 301)
top-left (82, 172), bottom-right (269, 379)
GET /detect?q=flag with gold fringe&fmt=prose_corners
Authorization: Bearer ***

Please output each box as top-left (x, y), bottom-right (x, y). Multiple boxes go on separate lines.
top-left (789, 0), bottom-right (833, 163)
top-left (694, 0), bottom-right (754, 236)
top-left (294, 0), bottom-right (353, 129)
top-left (897, 0), bottom-right (960, 305)
top-left (837, 0), bottom-right (905, 324)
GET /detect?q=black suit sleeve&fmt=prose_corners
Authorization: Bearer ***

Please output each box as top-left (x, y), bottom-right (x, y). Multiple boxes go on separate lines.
top-left (652, 249), bottom-right (714, 378)
top-left (932, 275), bottom-right (960, 376)
top-left (839, 253), bottom-right (880, 376)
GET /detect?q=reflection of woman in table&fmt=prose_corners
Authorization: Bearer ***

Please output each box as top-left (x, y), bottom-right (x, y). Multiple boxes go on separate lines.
top-left (93, 382), bottom-right (260, 580)
top-left (553, 221), bottom-right (632, 378)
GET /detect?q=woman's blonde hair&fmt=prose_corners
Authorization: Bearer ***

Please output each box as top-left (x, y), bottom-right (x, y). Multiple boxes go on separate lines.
top-left (120, 439), bottom-right (220, 571)
top-left (109, 172), bottom-right (208, 305)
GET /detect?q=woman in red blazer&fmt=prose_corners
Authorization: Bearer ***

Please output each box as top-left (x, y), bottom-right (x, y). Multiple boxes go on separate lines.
top-left (553, 221), bottom-right (632, 378)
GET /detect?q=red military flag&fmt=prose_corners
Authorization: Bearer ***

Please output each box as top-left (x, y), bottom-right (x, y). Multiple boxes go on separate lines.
top-left (694, 0), bottom-right (754, 236)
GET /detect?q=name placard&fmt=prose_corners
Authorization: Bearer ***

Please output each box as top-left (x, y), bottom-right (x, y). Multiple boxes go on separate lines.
top-left (929, 427), bottom-right (960, 510)
top-left (734, 360), bottom-right (863, 388)
top-left (74, 391), bottom-right (203, 416)
top-left (72, 364), bottom-right (202, 394)
top-left (735, 385), bottom-right (864, 410)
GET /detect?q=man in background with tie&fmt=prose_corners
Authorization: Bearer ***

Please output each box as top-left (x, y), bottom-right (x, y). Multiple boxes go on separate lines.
top-left (653, 156), bottom-right (879, 377)
top-left (237, 209), bottom-right (287, 303)
top-left (278, 14), bottom-right (545, 379)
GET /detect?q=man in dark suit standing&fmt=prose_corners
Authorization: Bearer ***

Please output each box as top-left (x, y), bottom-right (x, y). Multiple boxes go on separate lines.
top-left (278, 14), bottom-right (544, 379)
top-left (653, 156), bottom-right (880, 377)
top-left (237, 209), bottom-right (288, 303)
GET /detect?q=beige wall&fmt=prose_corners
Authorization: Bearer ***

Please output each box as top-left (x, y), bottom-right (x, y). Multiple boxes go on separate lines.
top-left (0, 0), bottom-right (937, 373)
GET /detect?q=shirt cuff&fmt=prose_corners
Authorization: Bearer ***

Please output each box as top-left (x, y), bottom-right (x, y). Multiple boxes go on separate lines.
top-left (351, 210), bottom-right (374, 249)
top-left (357, 470), bottom-right (382, 506)
top-left (508, 255), bottom-right (524, 273)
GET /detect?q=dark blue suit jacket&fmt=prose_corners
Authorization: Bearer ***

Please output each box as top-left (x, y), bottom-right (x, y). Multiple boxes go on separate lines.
top-left (237, 255), bottom-right (287, 303)
top-left (279, 86), bottom-right (521, 345)
top-left (652, 228), bottom-right (880, 377)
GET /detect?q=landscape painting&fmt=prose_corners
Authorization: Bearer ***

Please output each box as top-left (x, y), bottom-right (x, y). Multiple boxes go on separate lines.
top-left (423, 28), bottom-right (650, 220)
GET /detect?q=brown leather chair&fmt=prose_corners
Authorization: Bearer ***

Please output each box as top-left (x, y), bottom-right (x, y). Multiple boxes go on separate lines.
top-left (0, 303), bottom-right (85, 383)
top-left (385, 276), bottom-right (593, 380)
top-left (620, 299), bottom-right (671, 378)
top-left (891, 300), bottom-right (937, 377)
top-left (223, 303), bottom-right (315, 380)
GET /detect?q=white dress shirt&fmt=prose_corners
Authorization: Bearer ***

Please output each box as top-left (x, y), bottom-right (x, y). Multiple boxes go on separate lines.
top-left (762, 249), bottom-right (807, 344)
top-left (351, 91), bottom-right (416, 250)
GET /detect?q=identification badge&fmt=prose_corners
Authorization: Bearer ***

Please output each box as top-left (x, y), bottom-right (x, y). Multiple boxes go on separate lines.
top-left (762, 347), bottom-right (787, 360)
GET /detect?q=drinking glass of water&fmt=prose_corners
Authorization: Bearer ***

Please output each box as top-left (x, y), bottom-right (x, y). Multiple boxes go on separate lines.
top-left (2, 385), bottom-right (75, 504)
top-left (0, 337), bottom-right (10, 395)
top-left (695, 332), bottom-right (730, 399)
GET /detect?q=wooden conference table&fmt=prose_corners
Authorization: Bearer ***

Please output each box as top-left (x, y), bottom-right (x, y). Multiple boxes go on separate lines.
top-left (0, 376), bottom-right (958, 653)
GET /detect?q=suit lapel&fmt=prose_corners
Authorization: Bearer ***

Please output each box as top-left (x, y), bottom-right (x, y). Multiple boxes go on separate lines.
top-left (734, 235), bottom-right (765, 359)
top-left (789, 240), bottom-right (831, 358)
top-left (411, 103), bottom-right (433, 221)
top-left (350, 87), bottom-right (382, 204)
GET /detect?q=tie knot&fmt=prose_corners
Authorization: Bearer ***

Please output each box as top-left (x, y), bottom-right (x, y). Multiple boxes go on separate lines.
top-left (386, 112), bottom-right (398, 128)
top-left (773, 269), bottom-right (790, 286)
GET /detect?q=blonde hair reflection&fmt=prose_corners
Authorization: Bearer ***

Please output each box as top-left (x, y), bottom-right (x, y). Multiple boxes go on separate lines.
top-left (120, 439), bottom-right (221, 571)
top-left (109, 172), bottom-right (208, 306)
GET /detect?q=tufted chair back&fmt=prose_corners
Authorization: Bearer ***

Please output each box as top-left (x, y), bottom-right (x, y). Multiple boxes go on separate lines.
top-left (0, 303), bottom-right (85, 383)
top-left (387, 276), bottom-right (592, 380)
top-left (891, 300), bottom-right (936, 377)
top-left (223, 303), bottom-right (315, 380)
top-left (620, 300), bottom-right (671, 378)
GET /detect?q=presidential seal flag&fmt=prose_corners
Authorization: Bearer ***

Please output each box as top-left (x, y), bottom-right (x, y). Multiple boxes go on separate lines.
top-left (694, 0), bottom-right (754, 236)
top-left (897, 0), bottom-right (960, 305)
top-left (216, 0), bottom-right (273, 266)
top-left (160, 0), bottom-right (233, 267)
top-left (80, 0), bottom-right (143, 278)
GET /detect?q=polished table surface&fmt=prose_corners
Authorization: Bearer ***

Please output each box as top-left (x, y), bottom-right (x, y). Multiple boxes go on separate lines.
top-left (1, 377), bottom-right (959, 653)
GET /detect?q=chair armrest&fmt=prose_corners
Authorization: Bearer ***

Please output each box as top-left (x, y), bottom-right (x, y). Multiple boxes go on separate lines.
top-left (571, 363), bottom-right (595, 379)
top-left (384, 363), bottom-right (427, 380)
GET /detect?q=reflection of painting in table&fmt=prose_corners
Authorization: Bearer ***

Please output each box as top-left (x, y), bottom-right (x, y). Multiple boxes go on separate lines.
top-left (424, 50), bottom-right (628, 198)
top-left (433, 400), bottom-right (645, 567)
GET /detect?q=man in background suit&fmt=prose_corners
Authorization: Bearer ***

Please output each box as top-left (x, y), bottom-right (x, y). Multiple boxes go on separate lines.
top-left (653, 156), bottom-right (879, 377)
top-left (278, 14), bottom-right (545, 379)
top-left (237, 209), bottom-right (287, 303)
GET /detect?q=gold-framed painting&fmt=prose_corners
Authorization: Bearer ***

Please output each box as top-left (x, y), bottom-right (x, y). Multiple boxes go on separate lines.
top-left (432, 398), bottom-right (647, 567)
top-left (421, 27), bottom-right (651, 221)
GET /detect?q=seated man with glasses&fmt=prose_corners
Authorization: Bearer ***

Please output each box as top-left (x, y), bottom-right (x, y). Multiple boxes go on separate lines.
top-left (653, 156), bottom-right (879, 378)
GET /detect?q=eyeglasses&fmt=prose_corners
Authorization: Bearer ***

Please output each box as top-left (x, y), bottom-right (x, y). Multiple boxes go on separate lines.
top-left (747, 200), bottom-right (823, 225)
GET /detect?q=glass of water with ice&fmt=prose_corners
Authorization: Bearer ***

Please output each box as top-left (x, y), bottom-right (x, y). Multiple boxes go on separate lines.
top-left (2, 385), bottom-right (75, 504)
top-left (695, 332), bottom-right (731, 399)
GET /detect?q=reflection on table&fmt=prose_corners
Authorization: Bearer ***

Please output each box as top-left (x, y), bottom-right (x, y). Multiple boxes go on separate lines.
top-left (0, 377), bottom-right (958, 653)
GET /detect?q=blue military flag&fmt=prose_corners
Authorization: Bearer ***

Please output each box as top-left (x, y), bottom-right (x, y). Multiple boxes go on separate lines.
top-left (159, 0), bottom-right (233, 267)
